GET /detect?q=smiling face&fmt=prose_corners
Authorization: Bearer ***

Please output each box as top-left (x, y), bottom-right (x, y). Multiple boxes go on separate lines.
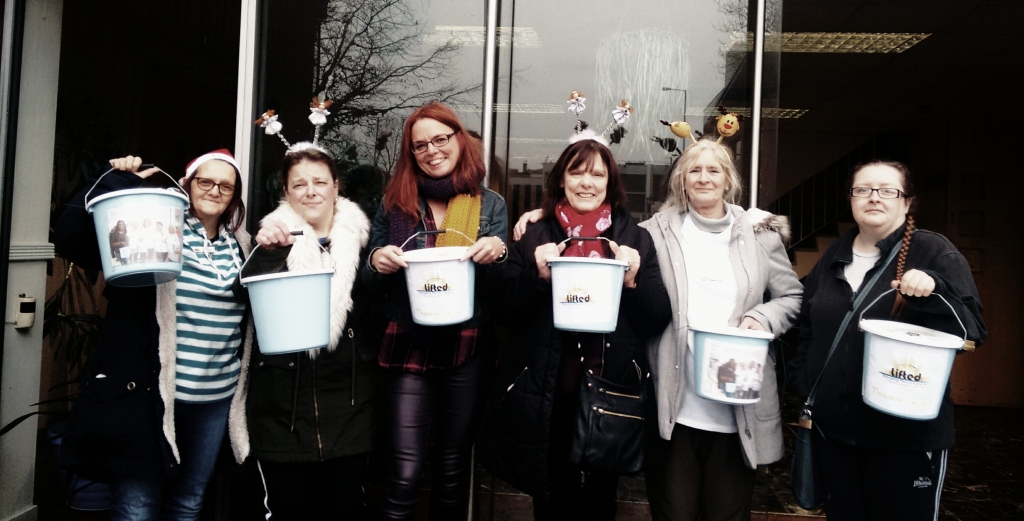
top-left (561, 154), bottom-right (608, 214)
top-left (189, 160), bottom-right (238, 225)
top-left (411, 117), bottom-right (461, 179)
top-left (285, 159), bottom-right (339, 229)
top-left (850, 164), bottom-right (911, 237)
top-left (684, 149), bottom-right (729, 215)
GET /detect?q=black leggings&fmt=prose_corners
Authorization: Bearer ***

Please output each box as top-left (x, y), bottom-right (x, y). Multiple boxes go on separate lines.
top-left (378, 352), bottom-right (493, 520)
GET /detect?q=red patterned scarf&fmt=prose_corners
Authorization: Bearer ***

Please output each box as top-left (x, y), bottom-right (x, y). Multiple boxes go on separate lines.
top-left (555, 200), bottom-right (613, 258)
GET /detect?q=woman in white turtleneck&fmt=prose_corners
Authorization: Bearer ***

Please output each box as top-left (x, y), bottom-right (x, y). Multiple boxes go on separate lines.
top-left (638, 139), bottom-right (803, 521)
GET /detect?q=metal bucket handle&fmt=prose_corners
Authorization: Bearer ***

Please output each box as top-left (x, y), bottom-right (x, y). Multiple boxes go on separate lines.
top-left (557, 236), bottom-right (612, 258)
top-left (239, 231), bottom-right (335, 279)
top-left (399, 228), bottom-right (475, 251)
top-left (859, 287), bottom-right (972, 350)
top-left (84, 165), bottom-right (188, 207)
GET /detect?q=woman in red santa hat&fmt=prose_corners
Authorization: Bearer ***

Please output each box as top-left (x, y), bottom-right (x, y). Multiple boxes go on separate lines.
top-left (53, 149), bottom-right (254, 521)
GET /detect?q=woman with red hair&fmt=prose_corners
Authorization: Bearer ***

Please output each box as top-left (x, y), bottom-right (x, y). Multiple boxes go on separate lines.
top-left (364, 102), bottom-right (508, 519)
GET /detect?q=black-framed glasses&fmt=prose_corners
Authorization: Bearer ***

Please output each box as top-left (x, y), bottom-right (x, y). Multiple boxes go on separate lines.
top-left (412, 131), bottom-right (458, 155)
top-left (193, 177), bottom-right (236, 196)
top-left (850, 187), bottom-right (904, 199)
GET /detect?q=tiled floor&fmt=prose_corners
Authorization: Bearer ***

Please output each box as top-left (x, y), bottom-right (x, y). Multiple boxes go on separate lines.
top-left (33, 405), bottom-right (1024, 520)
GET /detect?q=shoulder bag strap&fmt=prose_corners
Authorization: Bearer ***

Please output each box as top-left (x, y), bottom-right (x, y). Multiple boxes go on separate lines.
top-left (805, 242), bottom-right (901, 409)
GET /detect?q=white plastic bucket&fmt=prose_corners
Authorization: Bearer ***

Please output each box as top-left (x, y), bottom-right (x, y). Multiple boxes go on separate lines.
top-left (85, 169), bottom-right (190, 287)
top-left (859, 289), bottom-right (970, 420)
top-left (548, 255), bottom-right (628, 333)
top-left (240, 238), bottom-right (334, 355)
top-left (401, 229), bottom-right (476, 326)
top-left (691, 326), bottom-right (775, 404)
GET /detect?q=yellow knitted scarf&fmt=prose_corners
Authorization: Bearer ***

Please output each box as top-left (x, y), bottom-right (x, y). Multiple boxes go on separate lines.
top-left (436, 194), bottom-right (481, 247)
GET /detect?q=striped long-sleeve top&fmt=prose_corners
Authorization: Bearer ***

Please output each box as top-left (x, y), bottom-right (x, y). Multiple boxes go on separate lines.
top-left (174, 215), bottom-right (246, 403)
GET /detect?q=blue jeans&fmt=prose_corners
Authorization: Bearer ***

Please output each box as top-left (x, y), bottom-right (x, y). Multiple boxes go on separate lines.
top-left (109, 399), bottom-right (231, 521)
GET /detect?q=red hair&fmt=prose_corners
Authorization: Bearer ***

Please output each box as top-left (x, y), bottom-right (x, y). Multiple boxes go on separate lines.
top-left (384, 102), bottom-right (485, 218)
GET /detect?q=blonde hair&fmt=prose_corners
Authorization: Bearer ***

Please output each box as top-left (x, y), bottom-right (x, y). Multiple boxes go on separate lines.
top-left (664, 139), bottom-right (743, 208)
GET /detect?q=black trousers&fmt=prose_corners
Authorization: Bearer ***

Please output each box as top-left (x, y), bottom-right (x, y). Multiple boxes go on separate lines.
top-left (814, 432), bottom-right (948, 521)
top-left (645, 423), bottom-right (755, 521)
top-left (378, 352), bottom-right (492, 520)
top-left (258, 453), bottom-right (369, 521)
top-left (531, 392), bottom-right (620, 521)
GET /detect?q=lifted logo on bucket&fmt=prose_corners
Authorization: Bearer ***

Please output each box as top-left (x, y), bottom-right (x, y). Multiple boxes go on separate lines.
top-left (880, 354), bottom-right (928, 383)
top-left (561, 286), bottom-right (592, 305)
top-left (418, 273), bottom-right (450, 294)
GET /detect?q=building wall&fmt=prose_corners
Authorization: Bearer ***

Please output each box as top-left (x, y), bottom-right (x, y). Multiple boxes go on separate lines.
top-left (0, 2), bottom-right (62, 520)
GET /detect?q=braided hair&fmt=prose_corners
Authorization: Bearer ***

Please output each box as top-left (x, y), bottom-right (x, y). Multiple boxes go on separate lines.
top-left (891, 214), bottom-right (916, 317)
top-left (848, 160), bottom-right (916, 316)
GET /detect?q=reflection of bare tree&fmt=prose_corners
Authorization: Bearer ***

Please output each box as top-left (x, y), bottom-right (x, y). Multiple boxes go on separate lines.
top-left (313, 0), bottom-right (479, 130)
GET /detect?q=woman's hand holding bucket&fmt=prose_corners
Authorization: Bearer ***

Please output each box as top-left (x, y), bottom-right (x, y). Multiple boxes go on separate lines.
top-left (534, 242), bottom-right (566, 282)
top-left (461, 236), bottom-right (505, 265)
top-left (891, 269), bottom-right (936, 298)
top-left (109, 156), bottom-right (160, 179)
top-left (738, 316), bottom-right (767, 331)
top-left (255, 220), bottom-right (297, 248)
top-left (372, 246), bottom-right (409, 275)
top-left (608, 241), bottom-right (640, 288)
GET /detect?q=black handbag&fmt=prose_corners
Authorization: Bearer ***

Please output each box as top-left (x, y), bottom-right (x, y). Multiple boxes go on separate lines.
top-left (569, 364), bottom-right (647, 474)
top-left (790, 242), bottom-right (901, 509)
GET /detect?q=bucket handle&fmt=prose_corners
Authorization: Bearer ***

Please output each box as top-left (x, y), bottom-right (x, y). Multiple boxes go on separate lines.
top-left (84, 165), bottom-right (187, 207)
top-left (557, 236), bottom-right (612, 258)
top-left (859, 288), bottom-right (973, 350)
top-left (398, 228), bottom-right (475, 251)
top-left (239, 231), bottom-right (335, 278)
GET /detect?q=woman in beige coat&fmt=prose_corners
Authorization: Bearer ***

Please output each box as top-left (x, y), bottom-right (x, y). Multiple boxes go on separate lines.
top-left (639, 140), bottom-right (802, 520)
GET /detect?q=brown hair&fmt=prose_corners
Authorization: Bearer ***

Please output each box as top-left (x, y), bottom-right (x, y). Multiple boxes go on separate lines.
top-left (281, 145), bottom-right (342, 194)
top-left (385, 102), bottom-right (485, 218)
top-left (541, 139), bottom-right (628, 218)
top-left (182, 161), bottom-right (246, 233)
top-left (849, 160), bottom-right (917, 317)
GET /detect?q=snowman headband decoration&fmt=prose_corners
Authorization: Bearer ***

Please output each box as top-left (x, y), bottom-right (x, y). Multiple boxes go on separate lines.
top-left (566, 91), bottom-right (633, 147)
top-left (659, 104), bottom-right (743, 148)
top-left (254, 94), bottom-right (335, 156)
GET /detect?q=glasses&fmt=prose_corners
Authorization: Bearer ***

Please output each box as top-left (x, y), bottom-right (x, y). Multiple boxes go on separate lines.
top-left (412, 131), bottom-right (458, 155)
top-left (193, 177), bottom-right (236, 196)
top-left (850, 187), bottom-right (904, 199)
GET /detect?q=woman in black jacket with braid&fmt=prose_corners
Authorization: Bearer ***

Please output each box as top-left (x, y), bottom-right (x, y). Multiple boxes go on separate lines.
top-left (482, 138), bottom-right (672, 520)
top-left (788, 161), bottom-right (986, 520)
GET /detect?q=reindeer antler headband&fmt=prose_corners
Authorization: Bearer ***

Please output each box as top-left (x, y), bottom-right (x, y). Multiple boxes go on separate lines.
top-left (566, 90), bottom-right (633, 146)
top-left (255, 94), bottom-right (334, 155)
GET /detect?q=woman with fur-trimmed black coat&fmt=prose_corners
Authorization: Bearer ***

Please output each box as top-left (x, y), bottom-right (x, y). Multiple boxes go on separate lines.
top-left (242, 144), bottom-right (384, 520)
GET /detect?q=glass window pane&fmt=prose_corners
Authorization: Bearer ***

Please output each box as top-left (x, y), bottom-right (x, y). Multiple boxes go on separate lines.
top-left (251, 0), bottom-right (486, 222)
top-left (496, 0), bottom-right (756, 221)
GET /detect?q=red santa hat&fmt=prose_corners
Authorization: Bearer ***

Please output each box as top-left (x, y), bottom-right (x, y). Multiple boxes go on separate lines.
top-left (185, 149), bottom-right (241, 179)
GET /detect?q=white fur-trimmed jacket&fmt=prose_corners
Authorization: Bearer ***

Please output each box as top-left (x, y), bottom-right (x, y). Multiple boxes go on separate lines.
top-left (244, 196), bottom-right (382, 463)
top-left (639, 203), bottom-right (803, 468)
top-left (155, 229), bottom-right (255, 465)
top-left (257, 196), bottom-right (370, 356)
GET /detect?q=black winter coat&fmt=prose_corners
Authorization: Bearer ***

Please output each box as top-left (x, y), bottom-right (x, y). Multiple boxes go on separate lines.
top-left (480, 208), bottom-right (672, 498)
top-left (788, 224), bottom-right (986, 451)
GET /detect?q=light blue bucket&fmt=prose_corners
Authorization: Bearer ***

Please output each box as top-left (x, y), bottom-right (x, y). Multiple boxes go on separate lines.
top-left (240, 238), bottom-right (334, 355)
top-left (84, 169), bottom-right (190, 287)
top-left (691, 326), bottom-right (774, 404)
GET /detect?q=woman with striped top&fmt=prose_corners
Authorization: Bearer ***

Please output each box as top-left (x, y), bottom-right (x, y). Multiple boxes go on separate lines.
top-left (54, 151), bottom-right (253, 521)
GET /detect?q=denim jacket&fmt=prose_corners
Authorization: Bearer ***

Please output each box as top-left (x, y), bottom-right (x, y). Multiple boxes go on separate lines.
top-left (362, 188), bottom-right (508, 328)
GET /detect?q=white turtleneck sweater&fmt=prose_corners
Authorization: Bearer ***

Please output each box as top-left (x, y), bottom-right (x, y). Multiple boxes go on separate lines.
top-left (676, 207), bottom-right (739, 433)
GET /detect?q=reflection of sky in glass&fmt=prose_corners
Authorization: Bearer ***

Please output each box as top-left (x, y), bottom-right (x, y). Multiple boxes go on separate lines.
top-left (440, 0), bottom-right (744, 167)
top-left (316, 0), bottom-right (744, 169)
